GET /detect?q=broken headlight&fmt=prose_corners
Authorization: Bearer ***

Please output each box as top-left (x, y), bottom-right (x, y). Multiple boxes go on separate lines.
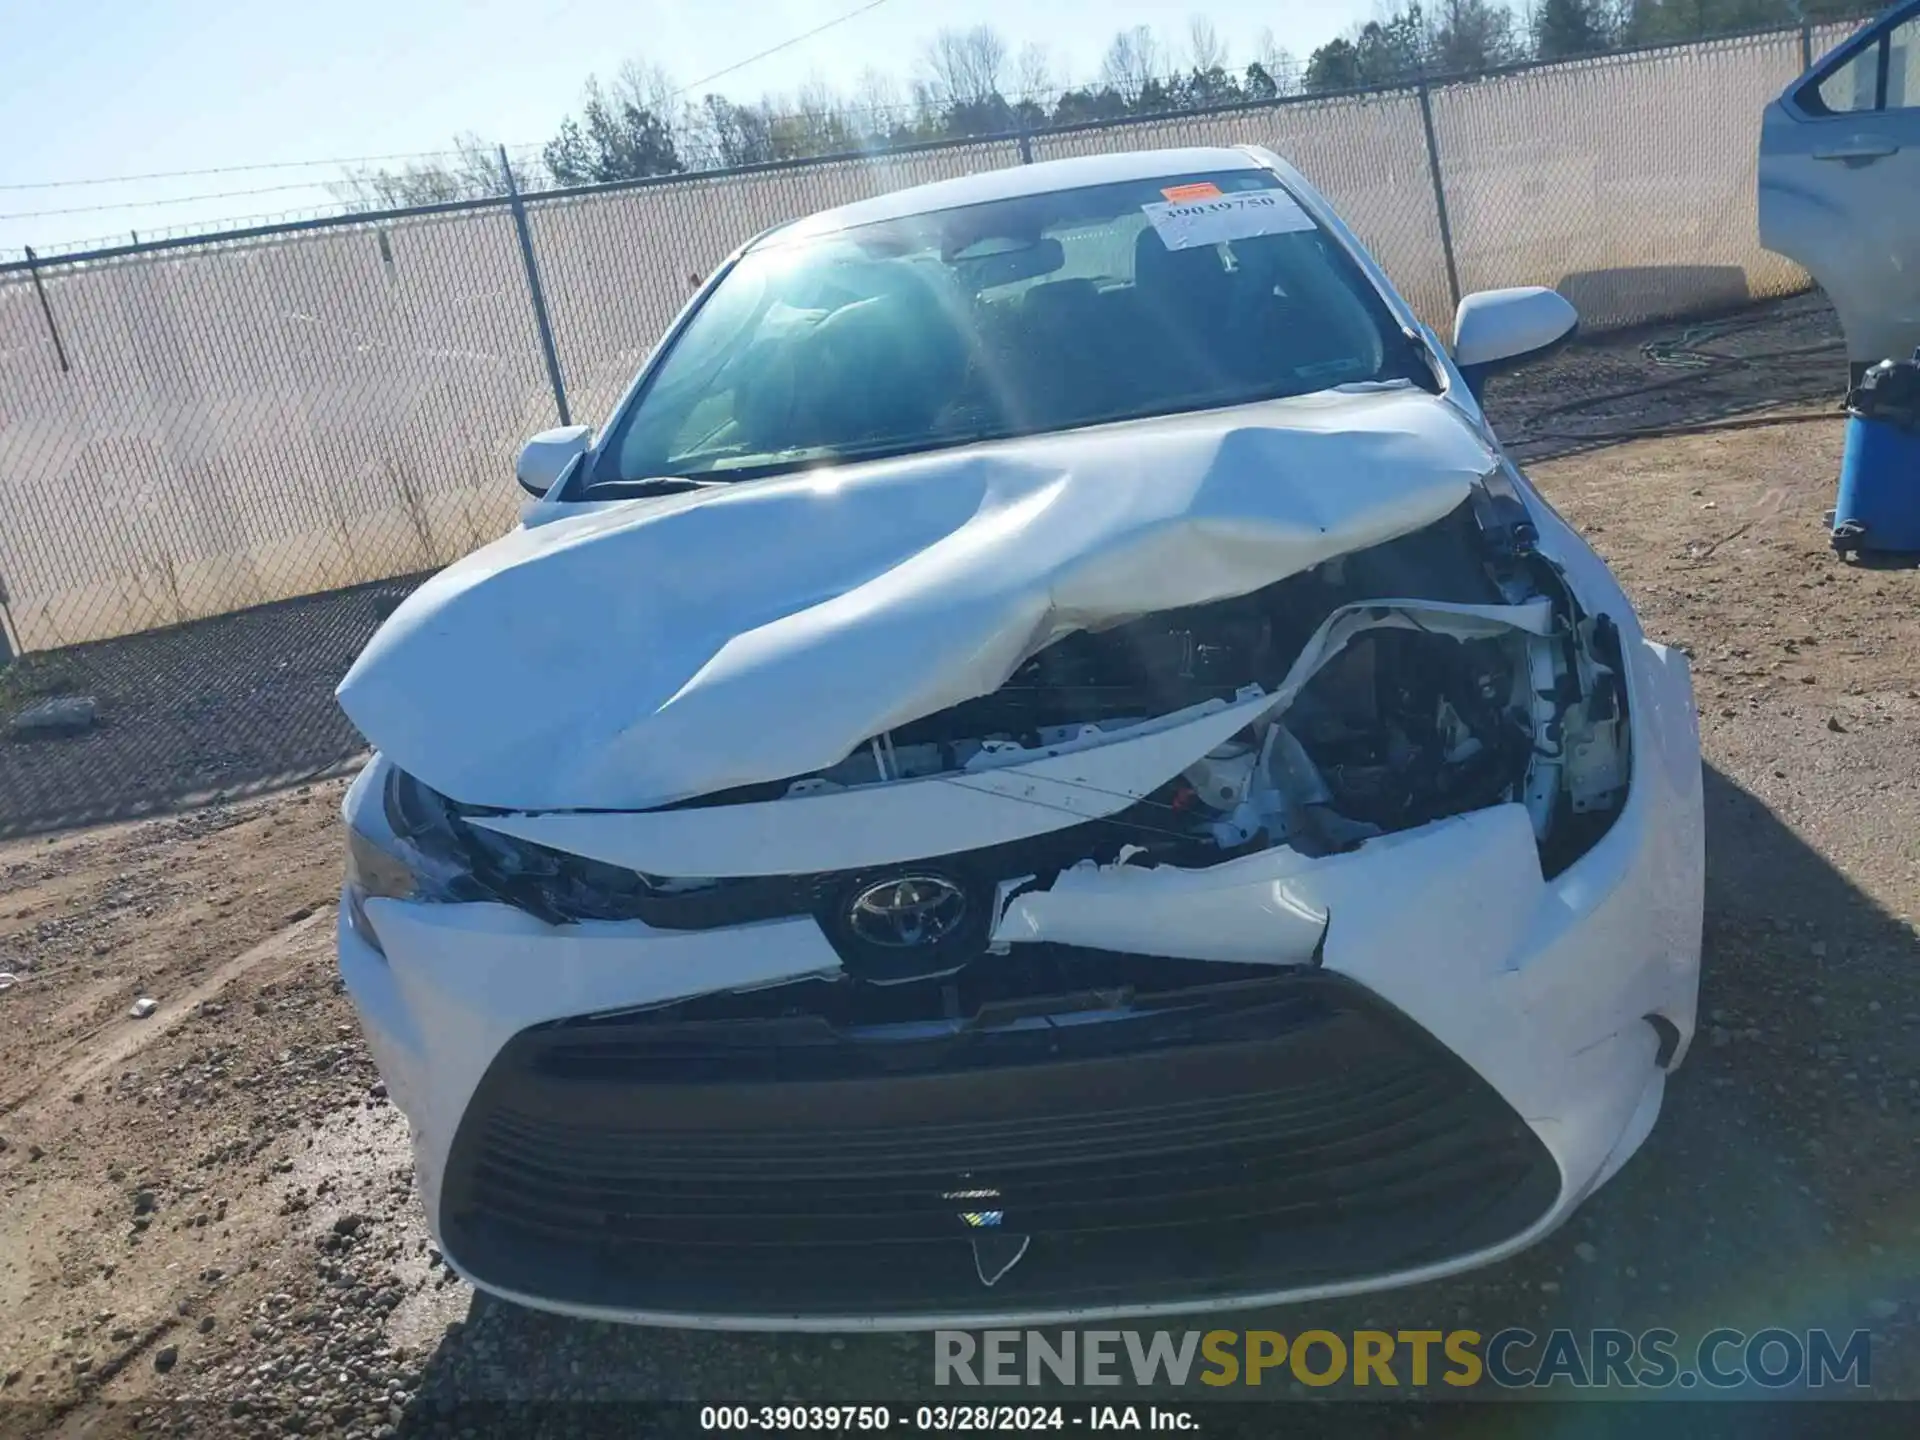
top-left (344, 761), bottom-right (790, 929)
top-left (342, 763), bottom-right (502, 953)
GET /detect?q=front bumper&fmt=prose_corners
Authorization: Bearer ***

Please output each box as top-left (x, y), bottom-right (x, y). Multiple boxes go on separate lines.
top-left (338, 635), bottom-right (1702, 1330)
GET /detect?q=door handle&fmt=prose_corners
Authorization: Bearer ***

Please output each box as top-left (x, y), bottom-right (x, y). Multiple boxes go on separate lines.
top-left (1814, 139), bottom-right (1900, 163)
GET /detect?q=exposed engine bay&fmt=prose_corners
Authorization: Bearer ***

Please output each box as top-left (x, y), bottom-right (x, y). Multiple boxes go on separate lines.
top-left (381, 492), bottom-right (1632, 977)
top-left (730, 501), bottom-right (1627, 869)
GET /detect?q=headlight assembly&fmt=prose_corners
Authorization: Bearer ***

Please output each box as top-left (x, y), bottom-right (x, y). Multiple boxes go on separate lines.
top-left (341, 762), bottom-right (495, 953)
top-left (343, 760), bottom-right (727, 929)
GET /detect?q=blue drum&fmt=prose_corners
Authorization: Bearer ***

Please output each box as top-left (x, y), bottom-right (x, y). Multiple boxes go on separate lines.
top-left (1833, 350), bottom-right (1920, 556)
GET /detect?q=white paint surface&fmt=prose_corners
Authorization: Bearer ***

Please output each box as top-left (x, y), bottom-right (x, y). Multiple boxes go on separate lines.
top-left (1452, 286), bottom-right (1580, 372)
top-left (327, 142), bottom-right (1708, 1329)
top-left (338, 619), bottom-right (1704, 1327)
top-left (336, 387), bottom-right (1494, 812)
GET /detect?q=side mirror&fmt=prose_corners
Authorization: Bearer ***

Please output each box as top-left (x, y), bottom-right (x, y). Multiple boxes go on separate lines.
top-left (516, 425), bottom-right (592, 499)
top-left (1452, 287), bottom-right (1579, 398)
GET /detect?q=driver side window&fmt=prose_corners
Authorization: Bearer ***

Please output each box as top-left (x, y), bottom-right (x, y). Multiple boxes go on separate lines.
top-left (1807, 12), bottom-right (1920, 115)
top-left (1893, 17), bottom-right (1920, 109)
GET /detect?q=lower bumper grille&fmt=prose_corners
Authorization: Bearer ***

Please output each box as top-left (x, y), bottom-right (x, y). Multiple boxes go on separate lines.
top-left (440, 962), bottom-right (1560, 1320)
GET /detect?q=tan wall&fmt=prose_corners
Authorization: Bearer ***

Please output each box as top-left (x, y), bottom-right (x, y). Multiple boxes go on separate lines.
top-left (0, 30), bottom-right (1823, 653)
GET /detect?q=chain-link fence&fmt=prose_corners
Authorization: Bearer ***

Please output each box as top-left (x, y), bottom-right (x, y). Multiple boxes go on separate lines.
top-left (1432, 29), bottom-right (1817, 328)
top-left (0, 20), bottom-right (1856, 832)
top-left (0, 210), bottom-right (550, 653)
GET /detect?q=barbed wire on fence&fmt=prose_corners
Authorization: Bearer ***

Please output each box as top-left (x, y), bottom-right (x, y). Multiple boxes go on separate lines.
top-left (4, 6), bottom-right (1879, 262)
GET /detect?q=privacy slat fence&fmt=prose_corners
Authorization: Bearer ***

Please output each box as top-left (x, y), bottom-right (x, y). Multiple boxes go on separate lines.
top-left (0, 23), bottom-right (1849, 655)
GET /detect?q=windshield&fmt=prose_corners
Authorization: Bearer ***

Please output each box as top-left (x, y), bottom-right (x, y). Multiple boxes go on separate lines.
top-left (600, 169), bottom-right (1424, 485)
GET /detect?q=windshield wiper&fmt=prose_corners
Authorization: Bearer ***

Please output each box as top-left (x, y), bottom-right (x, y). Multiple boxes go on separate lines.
top-left (582, 475), bottom-right (731, 499)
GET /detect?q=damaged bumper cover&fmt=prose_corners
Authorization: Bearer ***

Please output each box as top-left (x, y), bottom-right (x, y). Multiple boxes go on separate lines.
top-left (337, 620), bottom-right (1700, 1329)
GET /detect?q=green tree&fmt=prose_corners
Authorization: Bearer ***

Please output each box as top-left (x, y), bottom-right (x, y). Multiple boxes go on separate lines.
top-left (1429, 0), bottom-right (1518, 73)
top-left (540, 119), bottom-right (594, 184)
top-left (1134, 75), bottom-right (1180, 114)
top-left (1180, 63), bottom-right (1244, 107)
top-left (1307, 5), bottom-right (1431, 92)
top-left (1353, 7), bottom-right (1429, 82)
top-left (940, 94), bottom-right (1017, 136)
top-left (1620, 1), bottom-right (1800, 44)
top-left (1531, 0), bottom-right (1616, 58)
top-left (1099, 25), bottom-right (1166, 105)
top-left (1304, 36), bottom-right (1365, 91)
top-left (691, 95), bottom-right (776, 169)
top-left (542, 77), bottom-right (683, 185)
top-left (1049, 85), bottom-right (1130, 125)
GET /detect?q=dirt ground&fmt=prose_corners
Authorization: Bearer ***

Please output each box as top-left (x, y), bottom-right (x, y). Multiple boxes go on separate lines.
top-left (3, 372), bottom-right (1918, 1432)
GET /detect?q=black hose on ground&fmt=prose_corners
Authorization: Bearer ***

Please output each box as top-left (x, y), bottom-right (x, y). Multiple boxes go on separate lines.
top-left (1527, 408), bottom-right (1845, 445)
top-left (1513, 323), bottom-right (1847, 444)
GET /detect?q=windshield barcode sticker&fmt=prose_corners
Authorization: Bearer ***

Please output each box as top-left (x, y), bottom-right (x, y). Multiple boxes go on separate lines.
top-left (1141, 190), bottom-right (1317, 250)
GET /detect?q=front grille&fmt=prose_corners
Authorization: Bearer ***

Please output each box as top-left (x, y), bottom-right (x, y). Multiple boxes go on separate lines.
top-left (440, 962), bottom-right (1560, 1320)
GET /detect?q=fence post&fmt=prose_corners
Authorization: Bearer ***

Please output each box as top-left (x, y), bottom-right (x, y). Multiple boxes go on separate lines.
top-left (0, 574), bottom-right (16, 664)
top-left (22, 247), bottom-right (71, 374)
top-left (499, 146), bottom-right (572, 428)
top-left (1015, 113), bottom-right (1033, 165)
top-left (1800, 22), bottom-right (1813, 71)
top-left (1415, 81), bottom-right (1463, 316)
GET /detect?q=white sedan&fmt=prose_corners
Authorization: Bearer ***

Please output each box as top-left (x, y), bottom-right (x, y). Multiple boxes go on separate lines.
top-left (333, 146), bottom-right (1703, 1329)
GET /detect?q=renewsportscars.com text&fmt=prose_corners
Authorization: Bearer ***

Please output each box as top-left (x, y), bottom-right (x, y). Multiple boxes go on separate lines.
top-left (934, 1327), bottom-right (1872, 1390)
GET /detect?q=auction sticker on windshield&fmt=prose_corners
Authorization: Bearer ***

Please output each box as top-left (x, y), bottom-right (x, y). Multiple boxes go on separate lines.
top-left (1160, 181), bottom-right (1223, 202)
top-left (1142, 188), bottom-right (1316, 250)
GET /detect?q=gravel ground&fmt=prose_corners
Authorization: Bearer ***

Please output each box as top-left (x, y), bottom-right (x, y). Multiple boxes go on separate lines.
top-left (3, 298), bottom-right (1917, 1434)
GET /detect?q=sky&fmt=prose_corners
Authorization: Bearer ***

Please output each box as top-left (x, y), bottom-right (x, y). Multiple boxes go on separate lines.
top-left (0, 0), bottom-right (1381, 257)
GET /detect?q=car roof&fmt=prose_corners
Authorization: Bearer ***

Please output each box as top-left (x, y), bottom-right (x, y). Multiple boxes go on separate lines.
top-left (754, 146), bottom-right (1271, 248)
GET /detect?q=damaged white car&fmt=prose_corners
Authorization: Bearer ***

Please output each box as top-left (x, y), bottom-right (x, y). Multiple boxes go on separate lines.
top-left (334, 147), bottom-right (1703, 1329)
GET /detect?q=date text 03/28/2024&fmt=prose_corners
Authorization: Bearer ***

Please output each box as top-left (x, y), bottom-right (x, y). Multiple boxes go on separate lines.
top-left (699, 1406), bottom-right (1192, 1431)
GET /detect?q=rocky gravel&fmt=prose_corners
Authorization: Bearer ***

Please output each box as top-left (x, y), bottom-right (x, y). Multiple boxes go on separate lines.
top-left (2, 303), bottom-right (1917, 1433)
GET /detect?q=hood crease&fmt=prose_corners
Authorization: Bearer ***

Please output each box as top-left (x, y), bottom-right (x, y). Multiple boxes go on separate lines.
top-left (337, 389), bottom-right (1496, 811)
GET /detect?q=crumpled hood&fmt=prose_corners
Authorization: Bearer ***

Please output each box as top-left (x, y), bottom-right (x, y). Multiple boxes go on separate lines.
top-left (336, 388), bottom-right (1496, 811)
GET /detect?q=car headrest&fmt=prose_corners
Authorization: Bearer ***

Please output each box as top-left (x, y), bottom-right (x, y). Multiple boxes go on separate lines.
top-left (1132, 228), bottom-right (1233, 316)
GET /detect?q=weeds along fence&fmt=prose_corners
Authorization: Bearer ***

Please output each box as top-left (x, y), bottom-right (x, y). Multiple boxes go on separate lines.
top-left (0, 21), bottom-right (1856, 656)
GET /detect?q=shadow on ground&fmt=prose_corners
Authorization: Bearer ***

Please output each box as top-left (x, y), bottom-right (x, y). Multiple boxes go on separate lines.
top-left (1556, 265), bottom-right (1754, 331)
top-left (384, 761), bottom-right (1920, 1424)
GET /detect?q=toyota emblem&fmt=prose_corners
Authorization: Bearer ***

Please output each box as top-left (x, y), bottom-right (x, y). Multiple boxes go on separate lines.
top-left (847, 874), bottom-right (969, 949)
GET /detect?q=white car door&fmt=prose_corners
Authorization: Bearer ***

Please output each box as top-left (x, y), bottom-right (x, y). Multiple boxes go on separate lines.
top-left (1759, 1), bottom-right (1920, 380)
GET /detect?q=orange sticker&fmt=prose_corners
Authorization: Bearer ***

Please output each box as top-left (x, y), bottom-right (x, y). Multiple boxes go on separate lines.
top-left (1160, 182), bottom-right (1223, 202)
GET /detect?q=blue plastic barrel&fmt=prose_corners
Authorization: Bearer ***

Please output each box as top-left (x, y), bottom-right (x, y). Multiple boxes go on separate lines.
top-left (1832, 350), bottom-right (1920, 556)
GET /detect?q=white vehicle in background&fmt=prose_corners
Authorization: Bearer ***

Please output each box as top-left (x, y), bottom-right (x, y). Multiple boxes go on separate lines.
top-left (333, 146), bottom-right (1703, 1329)
top-left (1760, 0), bottom-right (1920, 379)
